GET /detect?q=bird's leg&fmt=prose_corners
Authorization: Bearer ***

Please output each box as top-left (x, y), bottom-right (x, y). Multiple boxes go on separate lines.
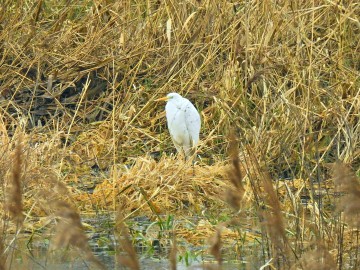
top-left (176, 149), bottom-right (186, 162)
top-left (173, 142), bottom-right (185, 161)
top-left (192, 158), bottom-right (195, 176)
top-left (187, 147), bottom-right (197, 176)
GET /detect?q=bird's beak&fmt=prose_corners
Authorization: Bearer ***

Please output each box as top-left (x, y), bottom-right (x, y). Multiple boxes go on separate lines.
top-left (155, 96), bottom-right (169, 102)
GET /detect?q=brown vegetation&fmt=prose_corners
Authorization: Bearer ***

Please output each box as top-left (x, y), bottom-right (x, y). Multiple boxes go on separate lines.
top-left (0, 0), bottom-right (359, 269)
top-left (4, 138), bottom-right (24, 225)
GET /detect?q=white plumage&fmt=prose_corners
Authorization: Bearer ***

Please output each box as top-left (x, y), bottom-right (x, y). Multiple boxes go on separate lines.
top-left (156, 93), bottom-right (201, 157)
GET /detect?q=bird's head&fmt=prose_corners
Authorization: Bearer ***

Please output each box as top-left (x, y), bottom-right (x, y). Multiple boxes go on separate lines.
top-left (155, 92), bottom-right (182, 102)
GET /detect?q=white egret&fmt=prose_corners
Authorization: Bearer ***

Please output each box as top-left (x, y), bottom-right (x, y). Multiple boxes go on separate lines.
top-left (155, 93), bottom-right (201, 158)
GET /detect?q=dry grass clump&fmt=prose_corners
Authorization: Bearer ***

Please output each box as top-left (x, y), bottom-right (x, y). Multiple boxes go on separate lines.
top-left (90, 155), bottom-right (231, 214)
top-left (0, 128), bottom-right (105, 268)
top-left (0, 130), bottom-right (71, 217)
top-left (0, 0), bottom-right (360, 268)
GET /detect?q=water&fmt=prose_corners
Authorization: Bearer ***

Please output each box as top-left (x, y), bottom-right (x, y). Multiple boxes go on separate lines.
top-left (5, 214), bottom-right (262, 269)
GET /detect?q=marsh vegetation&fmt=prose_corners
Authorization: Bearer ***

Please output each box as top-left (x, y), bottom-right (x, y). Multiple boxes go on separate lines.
top-left (0, 0), bottom-right (359, 269)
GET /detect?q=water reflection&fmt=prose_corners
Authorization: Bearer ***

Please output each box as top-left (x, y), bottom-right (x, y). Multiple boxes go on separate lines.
top-left (8, 214), bottom-right (261, 269)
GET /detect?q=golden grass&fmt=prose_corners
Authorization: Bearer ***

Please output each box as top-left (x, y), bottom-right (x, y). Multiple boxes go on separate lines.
top-left (93, 156), bottom-right (230, 213)
top-left (0, 0), bottom-right (359, 268)
top-left (4, 138), bottom-right (24, 225)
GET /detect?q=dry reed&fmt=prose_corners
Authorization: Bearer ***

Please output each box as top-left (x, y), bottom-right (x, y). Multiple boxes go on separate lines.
top-left (115, 209), bottom-right (140, 270)
top-left (0, 0), bottom-right (359, 269)
top-left (52, 201), bottom-right (106, 270)
top-left (291, 243), bottom-right (336, 270)
top-left (225, 133), bottom-right (245, 211)
top-left (4, 138), bottom-right (24, 225)
top-left (0, 238), bottom-right (4, 270)
top-left (333, 162), bottom-right (360, 227)
top-left (209, 227), bottom-right (222, 266)
top-left (169, 235), bottom-right (177, 270)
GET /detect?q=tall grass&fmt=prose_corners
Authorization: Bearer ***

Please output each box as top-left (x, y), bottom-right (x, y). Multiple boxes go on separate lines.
top-left (0, 0), bottom-right (359, 269)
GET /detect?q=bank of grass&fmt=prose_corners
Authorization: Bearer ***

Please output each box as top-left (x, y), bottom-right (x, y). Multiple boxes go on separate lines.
top-left (0, 0), bottom-right (359, 269)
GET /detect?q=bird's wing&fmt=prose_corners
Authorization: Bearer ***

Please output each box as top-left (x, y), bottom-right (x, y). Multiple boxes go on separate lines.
top-left (183, 101), bottom-right (201, 147)
top-left (165, 101), bottom-right (186, 151)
